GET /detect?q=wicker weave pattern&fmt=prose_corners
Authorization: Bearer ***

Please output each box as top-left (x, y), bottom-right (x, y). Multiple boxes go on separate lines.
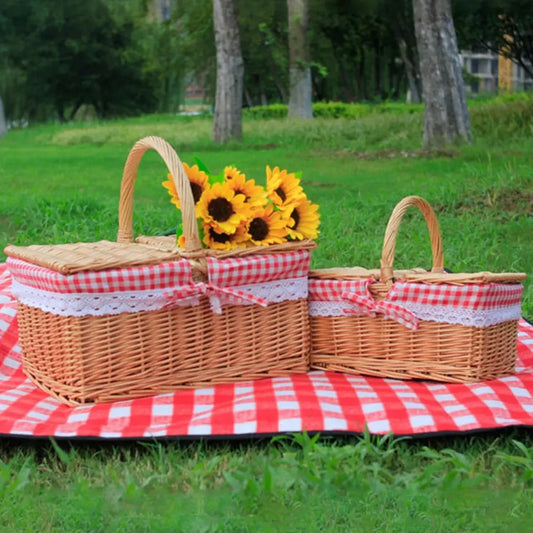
top-left (7, 136), bottom-right (313, 405)
top-left (19, 298), bottom-right (310, 405)
top-left (4, 241), bottom-right (181, 274)
top-left (310, 315), bottom-right (518, 382)
top-left (309, 196), bottom-right (526, 383)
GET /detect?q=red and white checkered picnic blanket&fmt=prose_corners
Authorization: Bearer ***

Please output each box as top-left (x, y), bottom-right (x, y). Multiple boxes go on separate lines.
top-left (1, 262), bottom-right (532, 439)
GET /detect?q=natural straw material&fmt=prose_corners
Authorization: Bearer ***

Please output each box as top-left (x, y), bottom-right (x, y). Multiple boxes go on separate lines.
top-left (309, 196), bottom-right (526, 383)
top-left (4, 241), bottom-right (182, 274)
top-left (17, 298), bottom-right (310, 405)
top-left (5, 136), bottom-right (312, 405)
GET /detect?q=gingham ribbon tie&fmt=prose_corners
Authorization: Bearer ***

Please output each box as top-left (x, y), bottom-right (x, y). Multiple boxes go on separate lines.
top-left (164, 282), bottom-right (269, 314)
top-left (340, 282), bottom-right (419, 330)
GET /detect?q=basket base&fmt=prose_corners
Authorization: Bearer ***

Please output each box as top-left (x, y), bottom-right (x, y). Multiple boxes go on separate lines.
top-left (310, 315), bottom-right (518, 383)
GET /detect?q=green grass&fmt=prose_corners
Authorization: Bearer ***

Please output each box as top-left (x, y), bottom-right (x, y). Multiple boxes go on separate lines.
top-left (0, 97), bottom-right (532, 530)
top-left (1, 431), bottom-right (533, 531)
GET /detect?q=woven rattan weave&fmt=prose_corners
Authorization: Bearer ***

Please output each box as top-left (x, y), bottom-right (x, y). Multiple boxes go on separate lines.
top-left (309, 196), bottom-right (526, 383)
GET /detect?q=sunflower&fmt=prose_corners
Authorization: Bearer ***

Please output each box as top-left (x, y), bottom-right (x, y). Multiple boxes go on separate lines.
top-left (266, 166), bottom-right (305, 211)
top-left (246, 204), bottom-right (288, 246)
top-left (202, 221), bottom-right (248, 251)
top-left (162, 163), bottom-right (209, 212)
top-left (223, 165), bottom-right (245, 181)
top-left (225, 173), bottom-right (267, 210)
top-left (162, 177), bottom-right (180, 209)
top-left (196, 181), bottom-right (253, 234)
top-left (284, 197), bottom-right (320, 240)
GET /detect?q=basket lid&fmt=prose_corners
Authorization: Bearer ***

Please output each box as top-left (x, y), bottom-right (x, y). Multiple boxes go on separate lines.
top-left (308, 266), bottom-right (526, 284)
top-left (4, 240), bottom-right (183, 275)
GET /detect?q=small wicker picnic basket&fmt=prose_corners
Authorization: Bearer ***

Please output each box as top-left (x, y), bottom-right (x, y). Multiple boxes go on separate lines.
top-left (308, 196), bottom-right (526, 383)
top-left (5, 136), bottom-right (315, 405)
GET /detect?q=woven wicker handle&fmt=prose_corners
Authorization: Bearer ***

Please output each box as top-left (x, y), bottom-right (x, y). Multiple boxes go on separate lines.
top-left (380, 196), bottom-right (444, 284)
top-left (117, 136), bottom-right (202, 252)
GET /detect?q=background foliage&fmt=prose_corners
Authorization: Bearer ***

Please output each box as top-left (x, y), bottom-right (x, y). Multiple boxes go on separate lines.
top-left (1, 0), bottom-right (532, 125)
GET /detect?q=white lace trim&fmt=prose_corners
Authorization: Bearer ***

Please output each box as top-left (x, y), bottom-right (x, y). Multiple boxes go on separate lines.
top-left (11, 276), bottom-right (308, 317)
top-left (11, 280), bottom-right (198, 317)
top-left (308, 299), bottom-right (521, 327)
top-left (217, 277), bottom-right (308, 307)
top-left (401, 301), bottom-right (522, 328)
top-left (309, 301), bottom-right (358, 317)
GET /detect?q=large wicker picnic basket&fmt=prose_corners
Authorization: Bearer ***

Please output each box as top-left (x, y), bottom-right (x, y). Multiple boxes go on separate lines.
top-left (308, 196), bottom-right (526, 383)
top-left (4, 136), bottom-right (314, 405)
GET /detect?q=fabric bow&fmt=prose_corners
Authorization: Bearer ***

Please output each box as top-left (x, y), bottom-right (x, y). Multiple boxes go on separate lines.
top-left (163, 282), bottom-right (269, 314)
top-left (339, 281), bottom-right (419, 330)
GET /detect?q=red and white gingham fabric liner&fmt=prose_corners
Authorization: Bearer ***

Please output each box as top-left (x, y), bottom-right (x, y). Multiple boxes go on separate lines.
top-left (6, 251), bottom-right (311, 316)
top-left (6, 257), bottom-right (193, 293)
top-left (7, 250), bottom-right (310, 294)
top-left (206, 250), bottom-right (310, 287)
top-left (390, 281), bottom-right (523, 309)
top-left (1, 262), bottom-right (532, 439)
top-left (309, 278), bottom-right (523, 328)
top-left (309, 278), bottom-right (523, 310)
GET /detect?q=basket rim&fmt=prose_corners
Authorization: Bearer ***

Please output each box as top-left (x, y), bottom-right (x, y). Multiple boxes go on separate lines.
top-left (308, 266), bottom-right (526, 284)
top-left (4, 238), bottom-right (316, 276)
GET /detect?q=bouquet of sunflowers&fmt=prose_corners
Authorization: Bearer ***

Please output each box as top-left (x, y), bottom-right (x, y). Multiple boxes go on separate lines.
top-left (162, 161), bottom-right (320, 250)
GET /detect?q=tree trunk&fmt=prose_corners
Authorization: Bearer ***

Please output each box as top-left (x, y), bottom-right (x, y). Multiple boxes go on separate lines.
top-left (398, 37), bottom-right (422, 103)
top-left (287, 0), bottom-right (313, 119)
top-left (356, 51), bottom-right (366, 101)
top-left (340, 63), bottom-right (354, 102)
top-left (212, 0), bottom-right (243, 143)
top-left (374, 44), bottom-right (383, 97)
top-left (0, 95), bottom-right (7, 138)
top-left (412, 0), bottom-right (472, 148)
top-left (385, 0), bottom-right (422, 104)
top-left (244, 86), bottom-right (253, 108)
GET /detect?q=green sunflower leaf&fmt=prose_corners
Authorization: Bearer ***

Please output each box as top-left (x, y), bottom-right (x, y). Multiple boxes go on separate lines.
top-left (208, 169), bottom-right (226, 185)
top-left (193, 156), bottom-right (210, 174)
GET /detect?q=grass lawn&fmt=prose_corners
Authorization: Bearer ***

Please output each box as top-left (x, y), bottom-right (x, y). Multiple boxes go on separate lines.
top-left (0, 97), bottom-right (532, 531)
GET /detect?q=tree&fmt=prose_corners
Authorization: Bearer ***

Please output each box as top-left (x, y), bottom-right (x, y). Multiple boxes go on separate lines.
top-left (454, 0), bottom-right (533, 79)
top-left (212, 0), bottom-right (244, 143)
top-left (0, 0), bottom-right (157, 122)
top-left (237, 0), bottom-right (288, 106)
top-left (310, 0), bottom-right (410, 103)
top-left (412, 0), bottom-right (472, 148)
top-left (176, 0), bottom-right (216, 103)
top-left (288, 0), bottom-right (313, 118)
top-left (0, 95), bottom-right (6, 137)
top-left (382, 0), bottom-right (422, 103)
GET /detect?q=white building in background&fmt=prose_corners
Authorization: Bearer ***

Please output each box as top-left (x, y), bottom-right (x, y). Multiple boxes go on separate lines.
top-left (460, 48), bottom-right (533, 93)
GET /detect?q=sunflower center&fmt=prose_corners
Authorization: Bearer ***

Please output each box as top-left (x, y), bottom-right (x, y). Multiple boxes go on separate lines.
top-left (190, 182), bottom-right (203, 204)
top-left (289, 208), bottom-right (300, 229)
top-left (249, 217), bottom-right (269, 241)
top-left (275, 186), bottom-right (286, 202)
top-left (209, 228), bottom-right (232, 243)
top-left (235, 188), bottom-right (249, 201)
top-left (208, 198), bottom-right (234, 221)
